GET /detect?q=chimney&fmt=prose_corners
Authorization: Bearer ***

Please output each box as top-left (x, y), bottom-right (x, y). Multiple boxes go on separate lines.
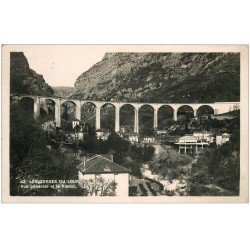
top-left (83, 157), bottom-right (86, 166)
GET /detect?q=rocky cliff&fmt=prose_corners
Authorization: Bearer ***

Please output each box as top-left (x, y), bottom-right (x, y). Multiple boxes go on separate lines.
top-left (72, 52), bottom-right (240, 103)
top-left (10, 52), bottom-right (54, 96)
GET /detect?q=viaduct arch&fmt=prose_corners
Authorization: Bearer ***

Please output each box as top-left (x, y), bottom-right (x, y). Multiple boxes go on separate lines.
top-left (16, 95), bottom-right (240, 133)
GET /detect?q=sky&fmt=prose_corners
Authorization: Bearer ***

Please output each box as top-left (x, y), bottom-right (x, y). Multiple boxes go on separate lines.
top-left (22, 46), bottom-right (106, 87)
top-left (9, 44), bottom-right (243, 88)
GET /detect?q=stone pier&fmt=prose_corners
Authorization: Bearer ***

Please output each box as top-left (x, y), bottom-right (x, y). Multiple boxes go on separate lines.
top-left (33, 97), bottom-right (41, 120)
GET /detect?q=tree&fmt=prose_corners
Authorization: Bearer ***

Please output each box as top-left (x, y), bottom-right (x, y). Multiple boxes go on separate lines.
top-left (78, 177), bottom-right (117, 196)
top-left (10, 103), bottom-right (80, 196)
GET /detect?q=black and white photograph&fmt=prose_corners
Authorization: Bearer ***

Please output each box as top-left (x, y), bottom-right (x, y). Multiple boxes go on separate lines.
top-left (1, 45), bottom-right (248, 202)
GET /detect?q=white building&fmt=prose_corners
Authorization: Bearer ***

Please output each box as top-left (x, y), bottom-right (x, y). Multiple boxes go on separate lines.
top-left (211, 114), bottom-right (236, 121)
top-left (143, 136), bottom-right (156, 143)
top-left (193, 131), bottom-right (215, 143)
top-left (178, 135), bottom-right (197, 143)
top-left (216, 133), bottom-right (230, 146)
top-left (176, 134), bottom-right (209, 153)
top-left (126, 132), bottom-right (139, 143)
top-left (77, 155), bottom-right (131, 197)
top-left (72, 119), bottom-right (80, 129)
top-left (154, 129), bottom-right (168, 135)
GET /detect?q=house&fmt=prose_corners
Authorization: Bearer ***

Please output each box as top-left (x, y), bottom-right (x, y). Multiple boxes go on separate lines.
top-left (154, 129), bottom-right (168, 135)
top-left (142, 136), bottom-right (156, 143)
top-left (77, 155), bottom-right (131, 197)
top-left (70, 131), bottom-right (88, 141)
top-left (175, 134), bottom-right (209, 153)
top-left (206, 134), bottom-right (215, 143)
top-left (216, 133), bottom-right (230, 146)
top-left (77, 131), bottom-right (88, 141)
top-left (193, 131), bottom-right (214, 143)
top-left (211, 114), bottom-right (236, 121)
top-left (126, 132), bottom-right (139, 143)
top-left (72, 118), bottom-right (80, 129)
top-left (178, 134), bottom-right (197, 143)
top-left (42, 120), bottom-right (56, 133)
top-left (199, 114), bottom-right (211, 121)
top-left (96, 128), bottom-right (111, 140)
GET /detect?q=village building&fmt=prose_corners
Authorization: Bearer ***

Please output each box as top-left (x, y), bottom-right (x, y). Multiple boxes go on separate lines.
top-left (193, 131), bottom-right (215, 143)
top-left (72, 118), bottom-right (80, 129)
top-left (199, 114), bottom-right (211, 121)
top-left (77, 155), bottom-right (131, 197)
top-left (154, 128), bottom-right (168, 135)
top-left (206, 134), bottom-right (215, 143)
top-left (42, 120), bottom-right (56, 133)
top-left (69, 131), bottom-right (88, 141)
top-left (142, 136), bottom-right (156, 143)
top-left (178, 134), bottom-right (197, 143)
top-left (175, 134), bottom-right (209, 153)
top-left (216, 133), bottom-right (231, 146)
top-left (126, 132), bottom-right (139, 143)
top-left (96, 128), bottom-right (111, 140)
top-left (211, 114), bottom-right (236, 121)
top-left (81, 153), bottom-right (114, 162)
top-left (76, 131), bottom-right (87, 141)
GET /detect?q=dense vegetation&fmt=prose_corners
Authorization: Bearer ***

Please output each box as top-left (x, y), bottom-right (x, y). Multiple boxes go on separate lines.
top-left (189, 132), bottom-right (240, 195)
top-left (149, 150), bottom-right (193, 180)
top-left (10, 103), bottom-right (79, 196)
top-left (147, 114), bottom-right (240, 195)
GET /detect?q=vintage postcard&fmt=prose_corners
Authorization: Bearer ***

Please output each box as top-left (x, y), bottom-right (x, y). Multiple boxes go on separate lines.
top-left (1, 45), bottom-right (249, 203)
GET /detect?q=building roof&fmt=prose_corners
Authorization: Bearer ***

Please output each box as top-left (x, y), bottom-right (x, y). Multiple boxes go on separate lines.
top-left (77, 155), bottom-right (131, 174)
top-left (193, 131), bottom-right (210, 134)
top-left (71, 118), bottom-right (80, 122)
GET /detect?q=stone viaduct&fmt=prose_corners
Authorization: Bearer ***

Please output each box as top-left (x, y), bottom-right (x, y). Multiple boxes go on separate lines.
top-left (15, 95), bottom-right (240, 133)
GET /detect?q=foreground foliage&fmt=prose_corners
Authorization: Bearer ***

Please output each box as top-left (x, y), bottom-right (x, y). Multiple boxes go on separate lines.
top-left (10, 103), bottom-right (79, 196)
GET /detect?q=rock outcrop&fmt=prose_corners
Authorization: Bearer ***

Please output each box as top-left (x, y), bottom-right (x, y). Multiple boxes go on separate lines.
top-left (10, 52), bottom-right (54, 96)
top-left (72, 52), bottom-right (240, 103)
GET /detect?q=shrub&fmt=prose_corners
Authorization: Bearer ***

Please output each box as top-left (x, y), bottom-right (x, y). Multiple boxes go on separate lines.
top-left (139, 183), bottom-right (148, 196)
top-left (144, 177), bottom-right (164, 192)
top-left (146, 182), bottom-right (157, 196)
top-left (129, 186), bottom-right (138, 196)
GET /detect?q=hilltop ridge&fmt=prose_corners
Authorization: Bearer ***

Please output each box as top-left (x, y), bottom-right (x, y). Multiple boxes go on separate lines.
top-left (72, 52), bottom-right (240, 103)
top-left (10, 52), bottom-right (54, 96)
